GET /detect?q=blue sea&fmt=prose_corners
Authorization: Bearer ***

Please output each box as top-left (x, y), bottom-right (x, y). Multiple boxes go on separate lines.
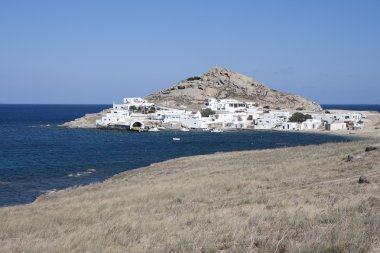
top-left (0, 104), bottom-right (378, 207)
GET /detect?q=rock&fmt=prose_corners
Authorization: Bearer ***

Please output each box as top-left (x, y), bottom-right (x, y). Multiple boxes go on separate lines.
top-left (344, 154), bottom-right (354, 162)
top-left (358, 175), bottom-right (370, 184)
top-left (60, 109), bottom-right (111, 128)
top-left (365, 146), bottom-right (378, 152)
top-left (145, 67), bottom-right (321, 111)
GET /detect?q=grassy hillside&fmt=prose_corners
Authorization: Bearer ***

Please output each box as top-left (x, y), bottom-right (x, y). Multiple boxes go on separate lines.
top-left (1, 141), bottom-right (380, 253)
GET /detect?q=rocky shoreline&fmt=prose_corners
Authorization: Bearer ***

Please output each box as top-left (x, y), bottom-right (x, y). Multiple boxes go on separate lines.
top-left (59, 109), bottom-right (110, 128)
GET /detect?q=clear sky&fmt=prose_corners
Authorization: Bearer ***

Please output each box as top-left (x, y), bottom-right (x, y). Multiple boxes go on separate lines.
top-left (0, 0), bottom-right (379, 104)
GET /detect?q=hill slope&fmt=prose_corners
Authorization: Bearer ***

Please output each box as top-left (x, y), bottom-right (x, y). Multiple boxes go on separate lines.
top-left (145, 67), bottom-right (321, 111)
top-left (1, 141), bottom-right (379, 252)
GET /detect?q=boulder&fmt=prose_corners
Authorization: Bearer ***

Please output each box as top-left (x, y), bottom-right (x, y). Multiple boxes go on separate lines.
top-left (358, 175), bottom-right (370, 184)
top-left (365, 146), bottom-right (378, 152)
top-left (344, 154), bottom-right (354, 162)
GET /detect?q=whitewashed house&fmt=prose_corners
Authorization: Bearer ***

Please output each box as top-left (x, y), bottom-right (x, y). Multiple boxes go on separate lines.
top-left (329, 113), bottom-right (362, 122)
top-left (254, 116), bottom-right (284, 130)
top-left (123, 97), bottom-right (154, 108)
top-left (96, 104), bottom-right (132, 126)
top-left (179, 114), bottom-right (209, 129)
top-left (300, 119), bottom-right (324, 130)
top-left (325, 122), bottom-right (347, 131)
top-left (151, 109), bottom-right (186, 121)
top-left (206, 98), bottom-right (257, 113)
top-left (280, 122), bottom-right (301, 130)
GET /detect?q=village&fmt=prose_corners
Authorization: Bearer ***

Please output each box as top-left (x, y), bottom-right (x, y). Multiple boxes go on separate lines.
top-left (95, 97), bottom-right (367, 132)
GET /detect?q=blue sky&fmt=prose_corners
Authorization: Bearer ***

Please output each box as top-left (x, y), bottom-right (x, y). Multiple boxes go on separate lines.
top-left (0, 0), bottom-right (379, 104)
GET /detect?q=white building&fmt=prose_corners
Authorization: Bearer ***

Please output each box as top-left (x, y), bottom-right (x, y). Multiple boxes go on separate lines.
top-left (150, 109), bottom-right (186, 121)
top-left (152, 109), bottom-right (206, 128)
top-left (96, 103), bottom-right (150, 128)
top-left (326, 122), bottom-right (347, 131)
top-left (254, 116), bottom-right (284, 130)
top-left (96, 96), bottom-right (366, 132)
top-left (329, 112), bottom-right (363, 122)
top-left (280, 122), bottom-right (301, 131)
top-left (206, 98), bottom-right (257, 113)
top-left (252, 110), bottom-right (290, 130)
top-left (123, 97), bottom-right (154, 107)
top-left (300, 119), bottom-right (324, 130)
top-left (179, 114), bottom-right (209, 129)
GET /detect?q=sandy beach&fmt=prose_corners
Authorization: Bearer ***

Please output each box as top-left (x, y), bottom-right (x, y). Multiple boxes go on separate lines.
top-left (1, 119), bottom-right (380, 252)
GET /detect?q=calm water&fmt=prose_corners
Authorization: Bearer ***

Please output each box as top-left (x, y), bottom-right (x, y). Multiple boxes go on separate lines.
top-left (322, 104), bottom-right (380, 112)
top-left (0, 104), bottom-right (377, 207)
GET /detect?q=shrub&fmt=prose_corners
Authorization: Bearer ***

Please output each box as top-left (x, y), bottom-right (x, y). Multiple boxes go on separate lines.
top-left (201, 108), bottom-right (216, 117)
top-left (289, 112), bottom-right (312, 123)
top-left (186, 76), bottom-right (201, 81)
top-left (148, 106), bottom-right (156, 113)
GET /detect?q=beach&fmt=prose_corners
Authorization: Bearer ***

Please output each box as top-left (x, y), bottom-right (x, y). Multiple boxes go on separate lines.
top-left (1, 131), bottom-right (379, 252)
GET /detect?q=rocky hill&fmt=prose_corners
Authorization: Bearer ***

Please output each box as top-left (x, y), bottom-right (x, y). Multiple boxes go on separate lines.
top-left (62, 67), bottom-right (321, 128)
top-left (145, 67), bottom-right (320, 111)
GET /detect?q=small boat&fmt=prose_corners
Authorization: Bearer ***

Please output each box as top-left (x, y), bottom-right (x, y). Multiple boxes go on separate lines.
top-left (202, 128), bottom-right (210, 131)
top-left (180, 127), bottom-right (190, 132)
top-left (211, 129), bottom-right (223, 133)
top-left (148, 127), bottom-right (159, 132)
top-left (172, 137), bottom-right (181, 141)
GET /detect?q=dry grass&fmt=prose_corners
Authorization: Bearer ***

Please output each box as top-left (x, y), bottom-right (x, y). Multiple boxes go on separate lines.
top-left (1, 140), bottom-right (380, 253)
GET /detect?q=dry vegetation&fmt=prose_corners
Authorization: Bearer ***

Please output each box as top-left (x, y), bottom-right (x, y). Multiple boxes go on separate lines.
top-left (1, 140), bottom-right (380, 253)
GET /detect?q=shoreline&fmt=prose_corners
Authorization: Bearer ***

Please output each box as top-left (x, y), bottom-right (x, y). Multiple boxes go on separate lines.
top-left (1, 109), bottom-right (380, 252)
top-left (61, 108), bottom-right (380, 137)
top-left (1, 138), bottom-right (379, 252)
top-left (2, 116), bottom-right (379, 209)
top-left (4, 115), bottom-right (380, 208)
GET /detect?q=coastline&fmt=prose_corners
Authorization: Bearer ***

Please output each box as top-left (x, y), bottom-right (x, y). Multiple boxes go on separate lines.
top-left (1, 132), bottom-right (379, 252)
top-left (1, 107), bottom-right (380, 252)
top-left (60, 107), bottom-right (380, 137)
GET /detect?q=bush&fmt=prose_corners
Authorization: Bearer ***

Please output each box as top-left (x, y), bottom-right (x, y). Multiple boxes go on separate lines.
top-left (148, 106), bottom-right (156, 113)
top-left (201, 108), bottom-right (216, 117)
top-left (129, 105), bottom-right (137, 111)
top-left (186, 76), bottom-right (201, 81)
top-left (289, 112), bottom-right (312, 123)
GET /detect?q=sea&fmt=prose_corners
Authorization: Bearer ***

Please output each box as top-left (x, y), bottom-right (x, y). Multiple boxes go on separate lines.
top-left (0, 104), bottom-right (378, 207)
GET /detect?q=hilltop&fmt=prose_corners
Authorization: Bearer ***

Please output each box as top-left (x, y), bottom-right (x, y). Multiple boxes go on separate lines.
top-left (145, 67), bottom-right (320, 111)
